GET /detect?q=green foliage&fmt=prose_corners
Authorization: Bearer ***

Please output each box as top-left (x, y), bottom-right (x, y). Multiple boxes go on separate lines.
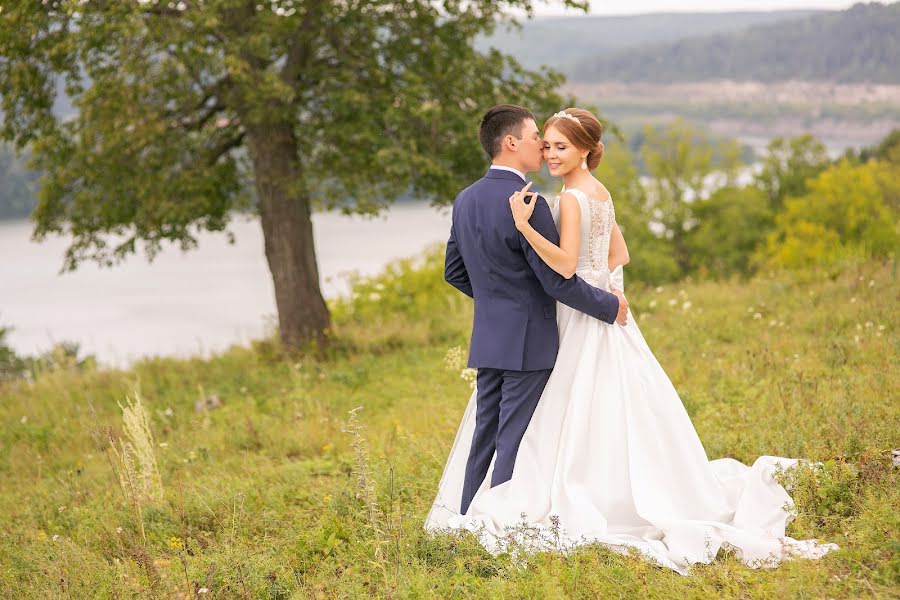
top-left (755, 135), bottom-right (831, 211)
top-left (0, 143), bottom-right (39, 219)
top-left (686, 186), bottom-right (773, 278)
top-left (0, 0), bottom-right (588, 270)
top-left (0, 255), bottom-right (897, 597)
top-left (765, 159), bottom-right (900, 269)
top-left (573, 2), bottom-right (900, 83)
top-left (640, 119), bottom-right (742, 274)
top-left (594, 142), bottom-right (681, 283)
top-left (0, 325), bottom-right (27, 381)
top-left (0, 321), bottom-right (96, 382)
top-left (328, 245), bottom-right (471, 353)
top-left (846, 128), bottom-right (900, 166)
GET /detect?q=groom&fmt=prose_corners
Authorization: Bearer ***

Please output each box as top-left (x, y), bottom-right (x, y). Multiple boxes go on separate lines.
top-left (445, 104), bottom-right (628, 515)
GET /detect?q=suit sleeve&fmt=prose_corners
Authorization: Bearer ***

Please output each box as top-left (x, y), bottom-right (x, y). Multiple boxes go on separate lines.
top-left (444, 220), bottom-right (473, 298)
top-left (520, 195), bottom-right (619, 324)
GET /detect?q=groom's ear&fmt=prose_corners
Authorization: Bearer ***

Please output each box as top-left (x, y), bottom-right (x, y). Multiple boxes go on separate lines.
top-left (503, 134), bottom-right (518, 153)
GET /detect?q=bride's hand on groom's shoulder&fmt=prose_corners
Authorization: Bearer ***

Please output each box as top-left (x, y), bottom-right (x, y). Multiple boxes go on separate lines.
top-left (509, 181), bottom-right (539, 231)
top-left (612, 289), bottom-right (628, 326)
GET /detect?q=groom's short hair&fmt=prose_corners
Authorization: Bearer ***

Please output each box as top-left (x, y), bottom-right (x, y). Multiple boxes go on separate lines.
top-left (479, 104), bottom-right (535, 159)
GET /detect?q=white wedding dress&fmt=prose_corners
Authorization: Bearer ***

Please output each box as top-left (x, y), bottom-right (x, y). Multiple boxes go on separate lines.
top-left (425, 188), bottom-right (837, 575)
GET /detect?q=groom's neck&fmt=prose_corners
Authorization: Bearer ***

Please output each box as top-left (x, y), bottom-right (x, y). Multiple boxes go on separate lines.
top-left (491, 159), bottom-right (529, 175)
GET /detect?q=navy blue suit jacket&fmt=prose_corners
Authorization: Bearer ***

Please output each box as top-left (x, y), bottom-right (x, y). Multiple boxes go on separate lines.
top-left (445, 168), bottom-right (620, 371)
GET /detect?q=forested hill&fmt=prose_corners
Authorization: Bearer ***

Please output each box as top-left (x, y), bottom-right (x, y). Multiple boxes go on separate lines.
top-left (477, 10), bottom-right (818, 74)
top-left (571, 2), bottom-right (900, 83)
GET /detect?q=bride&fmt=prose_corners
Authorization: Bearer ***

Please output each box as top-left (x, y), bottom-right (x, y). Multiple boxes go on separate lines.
top-left (425, 107), bottom-right (837, 575)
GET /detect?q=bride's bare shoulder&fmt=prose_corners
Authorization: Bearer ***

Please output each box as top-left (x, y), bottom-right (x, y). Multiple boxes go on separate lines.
top-left (589, 181), bottom-right (612, 202)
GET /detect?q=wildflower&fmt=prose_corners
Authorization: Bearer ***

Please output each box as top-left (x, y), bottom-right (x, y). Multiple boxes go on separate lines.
top-left (856, 323), bottom-right (862, 330)
top-left (769, 320), bottom-right (777, 327)
top-left (444, 346), bottom-right (465, 371)
top-left (52, 534), bottom-right (59, 541)
top-left (460, 368), bottom-right (477, 390)
top-left (793, 354), bottom-right (800, 359)
top-left (869, 279), bottom-right (875, 287)
top-left (321, 444), bottom-right (331, 453)
top-left (324, 495), bottom-right (333, 502)
top-left (648, 299), bottom-right (657, 309)
top-left (655, 286), bottom-right (663, 293)
top-left (850, 297), bottom-right (857, 303)
top-left (167, 536), bottom-right (184, 551)
top-left (58, 506), bottom-right (66, 512)
top-left (159, 442), bottom-right (168, 448)
top-left (199, 588), bottom-right (210, 594)
top-left (163, 407), bottom-right (174, 417)
top-left (864, 321), bottom-right (873, 328)
top-left (753, 313), bottom-right (762, 320)
top-left (878, 324), bottom-right (886, 331)
top-left (116, 527), bottom-right (123, 534)
top-left (747, 306), bottom-right (755, 313)
top-left (682, 301), bottom-right (692, 311)
top-left (368, 292), bottom-right (381, 301)
top-left (668, 298), bottom-right (677, 306)
top-left (854, 335), bottom-right (860, 344)
top-left (20, 415), bottom-right (27, 424)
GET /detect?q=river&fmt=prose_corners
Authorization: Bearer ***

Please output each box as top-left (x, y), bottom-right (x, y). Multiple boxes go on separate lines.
top-left (0, 204), bottom-right (452, 367)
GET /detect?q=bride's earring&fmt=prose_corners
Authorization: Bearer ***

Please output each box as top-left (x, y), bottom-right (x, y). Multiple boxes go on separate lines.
top-left (581, 158), bottom-right (587, 170)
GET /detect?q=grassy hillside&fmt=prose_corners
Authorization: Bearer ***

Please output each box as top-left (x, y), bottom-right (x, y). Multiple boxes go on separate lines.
top-left (0, 249), bottom-right (897, 597)
top-left (478, 10), bottom-right (817, 75)
top-left (572, 2), bottom-right (900, 83)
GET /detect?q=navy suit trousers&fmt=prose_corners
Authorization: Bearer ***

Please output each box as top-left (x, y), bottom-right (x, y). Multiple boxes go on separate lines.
top-left (460, 367), bottom-right (553, 515)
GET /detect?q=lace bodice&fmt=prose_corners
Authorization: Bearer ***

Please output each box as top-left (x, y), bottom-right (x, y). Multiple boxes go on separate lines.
top-left (552, 187), bottom-right (616, 290)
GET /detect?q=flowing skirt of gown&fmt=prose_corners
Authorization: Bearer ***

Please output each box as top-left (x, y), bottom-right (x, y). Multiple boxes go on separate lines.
top-left (425, 266), bottom-right (837, 575)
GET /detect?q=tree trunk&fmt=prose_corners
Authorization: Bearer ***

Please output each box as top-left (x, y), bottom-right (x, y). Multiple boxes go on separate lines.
top-left (246, 122), bottom-right (330, 350)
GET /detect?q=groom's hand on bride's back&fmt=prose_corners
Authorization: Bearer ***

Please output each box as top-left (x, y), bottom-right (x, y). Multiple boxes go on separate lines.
top-left (612, 290), bottom-right (628, 326)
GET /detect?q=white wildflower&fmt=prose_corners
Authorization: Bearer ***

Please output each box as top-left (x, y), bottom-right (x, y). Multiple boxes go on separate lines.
top-left (20, 415), bottom-right (27, 424)
top-left (648, 300), bottom-right (657, 309)
top-left (668, 298), bottom-right (677, 306)
top-left (682, 301), bottom-right (692, 311)
top-left (753, 312), bottom-right (762, 320)
top-left (163, 407), bottom-right (174, 417)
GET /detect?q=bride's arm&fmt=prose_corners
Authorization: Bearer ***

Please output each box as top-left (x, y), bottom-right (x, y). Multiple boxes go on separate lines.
top-left (608, 222), bottom-right (629, 270)
top-left (511, 191), bottom-right (580, 279)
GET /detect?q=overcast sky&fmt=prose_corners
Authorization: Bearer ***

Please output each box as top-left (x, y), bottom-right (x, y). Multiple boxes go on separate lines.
top-left (532, 0), bottom-right (866, 16)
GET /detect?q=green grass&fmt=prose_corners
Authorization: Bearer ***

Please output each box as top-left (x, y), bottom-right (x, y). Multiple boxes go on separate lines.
top-left (1, 250), bottom-right (898, 598)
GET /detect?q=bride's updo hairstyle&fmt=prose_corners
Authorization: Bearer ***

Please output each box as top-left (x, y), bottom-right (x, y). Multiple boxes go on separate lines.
top-left (543, 108), bottom-right (605, 169)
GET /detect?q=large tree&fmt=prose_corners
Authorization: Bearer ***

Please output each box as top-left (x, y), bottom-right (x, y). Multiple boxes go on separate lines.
top-left (0, 0), bottom-right (583, 349)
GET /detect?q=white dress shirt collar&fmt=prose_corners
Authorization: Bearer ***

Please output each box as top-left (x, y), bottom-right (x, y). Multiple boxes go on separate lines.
top-left (489, 165), bottom-right (527, 182)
